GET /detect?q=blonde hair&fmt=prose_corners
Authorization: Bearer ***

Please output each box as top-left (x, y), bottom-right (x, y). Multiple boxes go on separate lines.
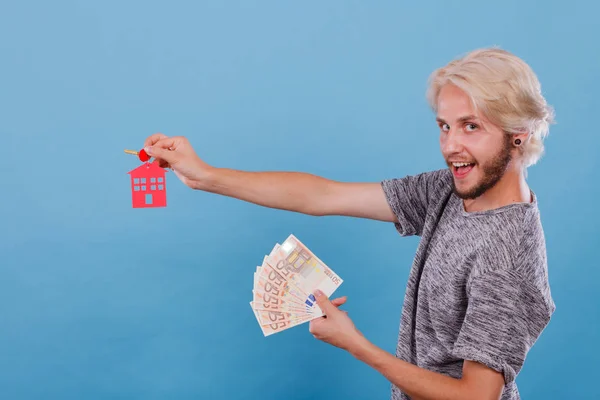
top-left (426, 47), bottom-right (555, 168)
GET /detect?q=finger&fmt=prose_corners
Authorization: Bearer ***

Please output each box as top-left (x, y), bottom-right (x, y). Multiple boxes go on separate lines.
top-left (144, 146), bottom-right (174, 164)
top-left (152, 158), bottom-right (171, 169)
top-left (144, 138), bottom-right (181, 163)
top-left (331, 296), bottom-right (347, 307)
top-left (144, 132), bottom-right (169, 147)
top-left (146, 137), bottom-right (179, 151)
top-left (313, 290), bottom-right (337, 316)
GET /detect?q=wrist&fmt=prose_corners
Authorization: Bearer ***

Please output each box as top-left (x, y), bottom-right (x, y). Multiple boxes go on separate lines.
top-left (190, 163), bottom-right (218, 191)
top-left (348, 332), bottom-right (374, 360)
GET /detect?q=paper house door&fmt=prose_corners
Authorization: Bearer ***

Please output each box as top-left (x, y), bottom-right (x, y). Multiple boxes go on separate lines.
top-left (127, 162), bottom-right (167, 208)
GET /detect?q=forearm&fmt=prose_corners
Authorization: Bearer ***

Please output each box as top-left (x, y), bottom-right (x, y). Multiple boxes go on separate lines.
top-left (349, 337), bottom-right (478, 400)
top-left (198, 167), bottom-right (333, 215)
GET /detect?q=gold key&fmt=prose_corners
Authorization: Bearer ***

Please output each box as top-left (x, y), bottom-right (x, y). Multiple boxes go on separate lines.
top-left (124, 148), bottom-right (151, 161)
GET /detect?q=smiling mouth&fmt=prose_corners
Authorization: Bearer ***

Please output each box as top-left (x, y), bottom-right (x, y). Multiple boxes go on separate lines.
top-left (451, 162), bottom-right (475, 178)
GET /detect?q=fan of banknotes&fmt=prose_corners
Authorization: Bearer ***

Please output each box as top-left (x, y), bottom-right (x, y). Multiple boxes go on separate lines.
top-left (250, 234), bottom-right (343, 336)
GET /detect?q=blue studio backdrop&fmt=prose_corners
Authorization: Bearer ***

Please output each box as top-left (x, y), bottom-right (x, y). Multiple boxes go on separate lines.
top-left (1, 1), bottom-right (598, 399)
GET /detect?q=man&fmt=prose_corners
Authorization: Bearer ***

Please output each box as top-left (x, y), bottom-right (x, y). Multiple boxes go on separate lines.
top-left (142, 47), bottom-right (556, 400)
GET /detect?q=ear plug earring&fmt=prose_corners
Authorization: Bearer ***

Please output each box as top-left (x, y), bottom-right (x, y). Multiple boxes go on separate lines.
top-left (514, 139), bottom-right (522, 145)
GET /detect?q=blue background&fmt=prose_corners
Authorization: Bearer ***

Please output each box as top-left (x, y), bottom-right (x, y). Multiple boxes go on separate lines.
top-left (1, 1), bottom-right (598, 399)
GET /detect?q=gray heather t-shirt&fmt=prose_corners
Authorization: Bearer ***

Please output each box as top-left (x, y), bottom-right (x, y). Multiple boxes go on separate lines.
top-left (381, 168), bottom-right (555, 400)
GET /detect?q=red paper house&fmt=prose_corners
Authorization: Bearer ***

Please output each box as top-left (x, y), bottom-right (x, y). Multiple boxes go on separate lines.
top-left (127, 162), bottom-right (167, 208)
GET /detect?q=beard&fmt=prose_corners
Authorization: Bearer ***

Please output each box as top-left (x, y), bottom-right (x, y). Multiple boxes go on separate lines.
top-left (450, 134), bottom-right (513, 200)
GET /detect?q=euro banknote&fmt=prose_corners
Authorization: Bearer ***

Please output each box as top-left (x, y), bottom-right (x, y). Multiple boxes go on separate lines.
top-left (250, 234), bottom-right (343, 336)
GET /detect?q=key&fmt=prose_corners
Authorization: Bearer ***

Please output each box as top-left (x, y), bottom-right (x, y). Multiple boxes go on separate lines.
top-left (124, 149), bottom-right (150, 162)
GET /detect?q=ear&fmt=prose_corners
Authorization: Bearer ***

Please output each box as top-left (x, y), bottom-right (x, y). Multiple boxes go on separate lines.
top-left (512, 131), bottom-right (529, 147)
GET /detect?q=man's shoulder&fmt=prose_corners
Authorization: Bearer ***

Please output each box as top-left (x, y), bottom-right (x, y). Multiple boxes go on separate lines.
top-left (470, 200), bottom-right (546, 264)
top-left (422, 167), bottom-right (453, 188)
top-left (384, 167), bottom-right (452, 182)
top-left (420, 168), bottom-right (454, 208)
top-left (411, 167), bottom-right (453, 185)
top-left (468, 197), bottom-right (552, 305)
top-left (382, 167), bottom-right (453, 199)
top-left (379, 168), bottom-right (453, 237)
top-left (514, 200), bottom-right (551, 290)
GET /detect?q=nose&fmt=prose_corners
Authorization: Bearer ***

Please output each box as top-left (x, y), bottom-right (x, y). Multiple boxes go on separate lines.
top-left (441, 127), bottom-right (464, 155)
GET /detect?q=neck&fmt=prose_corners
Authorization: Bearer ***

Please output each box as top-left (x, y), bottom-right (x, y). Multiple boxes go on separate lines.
top-left (462, 167), bottom-right (531, 213)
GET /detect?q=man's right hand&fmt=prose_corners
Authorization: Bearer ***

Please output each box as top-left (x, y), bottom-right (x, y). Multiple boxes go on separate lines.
top-left (143, 133), bottom-right (212, 190)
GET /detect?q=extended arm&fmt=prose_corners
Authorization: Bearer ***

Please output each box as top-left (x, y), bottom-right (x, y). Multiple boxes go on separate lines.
top-left (143, 133), bottom-right (398, 222)
top-left (201, 168), bottom-right (398, 221)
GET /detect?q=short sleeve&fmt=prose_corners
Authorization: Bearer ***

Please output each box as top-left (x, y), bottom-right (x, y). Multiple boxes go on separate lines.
top-left (451, 268), bottom-right (554, 384)
top-left (380, 169), bottom-right (450, 236)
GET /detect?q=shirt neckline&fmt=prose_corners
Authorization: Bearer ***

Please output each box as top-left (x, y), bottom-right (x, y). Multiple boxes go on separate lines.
top-left (453, 190), bottom-right (538, 217)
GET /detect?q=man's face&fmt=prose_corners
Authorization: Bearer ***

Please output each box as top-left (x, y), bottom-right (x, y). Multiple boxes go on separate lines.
top-left (436, 84), bottom-right (513, 200)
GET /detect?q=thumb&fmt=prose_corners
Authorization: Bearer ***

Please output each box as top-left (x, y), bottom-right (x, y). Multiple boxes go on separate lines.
top-left (144, 145), bottom-right (177, 164)
top-left (313, 290), bottom-right (337, 316)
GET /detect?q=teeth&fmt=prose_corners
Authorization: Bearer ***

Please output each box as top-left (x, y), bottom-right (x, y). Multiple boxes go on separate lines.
top-left (452, 162), bottom-right (472, 167)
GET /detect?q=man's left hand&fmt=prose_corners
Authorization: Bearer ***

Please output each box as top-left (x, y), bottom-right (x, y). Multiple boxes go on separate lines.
top-left (309, 290), bottom-right (364, 352)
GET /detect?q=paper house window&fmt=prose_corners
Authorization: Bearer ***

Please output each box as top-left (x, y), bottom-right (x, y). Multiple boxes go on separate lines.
top-left (127, 162), bottom-right (167, 208)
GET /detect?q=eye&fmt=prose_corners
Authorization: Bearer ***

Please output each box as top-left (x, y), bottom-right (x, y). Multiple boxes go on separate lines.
top-left (465, 123), bottom-right (478, 132)
top-left (439, 123), bottom-right (450, 132)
